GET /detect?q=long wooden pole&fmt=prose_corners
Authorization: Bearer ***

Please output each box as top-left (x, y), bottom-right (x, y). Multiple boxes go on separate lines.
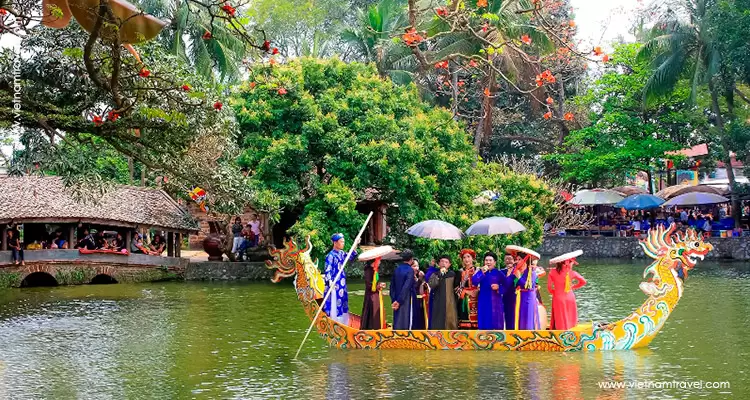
top-left (293, 211), bottom-right (373, 360)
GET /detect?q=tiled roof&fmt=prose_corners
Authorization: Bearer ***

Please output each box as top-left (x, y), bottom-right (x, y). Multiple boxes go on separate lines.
top-left (0, 176), bottom-right (198, 232)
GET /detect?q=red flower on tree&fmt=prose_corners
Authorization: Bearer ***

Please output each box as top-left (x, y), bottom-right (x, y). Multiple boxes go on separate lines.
top-left (468, 59), bottom-right (478, 67)
top-left (93, 115), bottom-right (103, 126)
top-left (272, 48), bottom-right (279, 55)
top-left (535, 70), bottom-right (556, 86)
top-left (278, 88), bottom-right (287, 95)
top-left (568, 20), bottom-right (576, 28)
top-left (520, 34), bottom-right (532, 45)
top-left (213, 101), bottom-right (223, 111)
top-left (593, 46), bottom-right (603, 56)
top-left (602, 54), bottom-right (610, 62)
top-left (139, 68), bottom-right (150, 78)
top-left (249, 82), bottom-right (256, 89)
top-left (483, 87), bottom-right (491, 97)
top-left (457, 80), bottom-right (465, 87)
top-left (262, 40), bottom-right (271, 52)
top-left (435, 60), bottom-right (449, 69)
top-left (202, 31), bottom-right (212, 40)
top-left (269, 58), bottom-right (277, 66)
top-left (221, 5), bottom-right (236, 16)
top-left (482, 23), bottom-right (489, 32)
top-left (546, 97), bottom-right (554, 105)
top-left (543, 111), bottom-right (552, 120)
top-left (106, 110), bottom-right (119, 122)
top-left (402, 28), bottom-right (424, 46)
top-left (436, 6), bottom-right (448, 17)
top-left (564, 112), bottom-right (574, 121)
top-left (182, 84), bottom-right (191, 91)
top-left (477, 0), bottom-right (488, 8)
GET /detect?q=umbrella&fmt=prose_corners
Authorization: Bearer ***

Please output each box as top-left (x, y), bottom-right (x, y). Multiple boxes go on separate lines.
top-left (671, 184), bottom-right (729, 198)
top-left (465, 217), bottom-right (526, 236)
top-left (406, 220), bottom-right (465, 240)
top-left (358, 245), bottom-right (397, 261)
top-left (612, 186), bottom-right (649, 197)
top-left (663, 193), bottom-right (730, 207)
top-left (655, 184), bottom-right (690, 200)
top-left (615, 194), bottom-right (665, 210)
top-left (568, 189), bottom-right (625, 206)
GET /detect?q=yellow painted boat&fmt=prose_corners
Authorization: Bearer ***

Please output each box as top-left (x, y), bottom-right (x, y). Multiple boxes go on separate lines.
top-left (266, 224), bottom-right (712, 351)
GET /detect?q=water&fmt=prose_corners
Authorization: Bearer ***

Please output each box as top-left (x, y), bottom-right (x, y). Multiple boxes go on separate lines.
top-left (0, 261), bottom-right (748, 399)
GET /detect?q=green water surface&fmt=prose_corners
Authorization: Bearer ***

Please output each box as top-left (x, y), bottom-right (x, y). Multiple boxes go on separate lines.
top-left (0, 261), bottom-right (748, 399)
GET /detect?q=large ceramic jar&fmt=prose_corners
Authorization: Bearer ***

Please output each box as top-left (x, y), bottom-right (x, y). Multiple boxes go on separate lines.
top-left (202, 233), bottom-right (224, 261)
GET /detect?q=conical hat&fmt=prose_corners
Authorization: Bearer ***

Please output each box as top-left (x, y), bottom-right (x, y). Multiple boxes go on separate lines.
top-left (549, 250), bottom-right (583, 265)
top-left (505, 245), bottom-right (540, 259)
top-left (358, 245), bottom-right (395, 261)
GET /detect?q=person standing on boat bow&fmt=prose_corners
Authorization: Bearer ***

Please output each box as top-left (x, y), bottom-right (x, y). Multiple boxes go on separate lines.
top-left (510, 246), bottom-right (542, 330)
top-left (323, 233), bottom-right (359, 326)
top-left (391, 250), bottom-right (417, 330)
top-left (428, 255), bottom-right (459, 330)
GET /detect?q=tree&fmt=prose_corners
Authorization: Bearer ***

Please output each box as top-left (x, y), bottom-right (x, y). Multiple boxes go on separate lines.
top-left (549, 44), bottom-right (703, 190)
top-left (637, 0), bottom-right (744, 223)
top-left (232, 57), bottom-right (555, 259)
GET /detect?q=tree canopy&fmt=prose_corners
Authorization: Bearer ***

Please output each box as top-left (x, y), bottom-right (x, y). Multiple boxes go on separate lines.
top-left (233, 57), bottom-right (554, 259)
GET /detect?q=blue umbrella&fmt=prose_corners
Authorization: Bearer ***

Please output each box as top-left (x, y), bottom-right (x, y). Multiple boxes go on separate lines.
top-left (615, 194), bottom-right (665, 210)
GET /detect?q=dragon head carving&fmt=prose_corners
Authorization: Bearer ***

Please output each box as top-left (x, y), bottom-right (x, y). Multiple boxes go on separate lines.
top-left (640, 224), bottom-right (713, 270)
top-left (266, 236), bottom-right (325, 298)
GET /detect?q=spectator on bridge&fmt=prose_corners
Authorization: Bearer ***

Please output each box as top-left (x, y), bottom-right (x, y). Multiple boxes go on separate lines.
top-left (247, 214), bottom-right (263, 247)
top-left (75, 229), bottom-right (96, 250)
top-left (111, 233), bottom-right (125, 252)
top-left (149, 234), bottom-right (166, 255)
top-left (53, 231), bottom-right (68, 249)
top-left (95, 231), bottom-right (109, 250)
top-left (131, 232), bottom-right (150, 255)
top-left (7, 230), bottom-right (24, 265)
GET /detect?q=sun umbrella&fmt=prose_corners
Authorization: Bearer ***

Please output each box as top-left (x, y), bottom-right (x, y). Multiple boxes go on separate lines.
top-left (656, 184), bottom-right (690, 200)
top-left (358, 245), bottom-right (396, 261)
top-left (615, 194), bottom-right (665, 210)
top-left (663, 193), bottom-right (730, 207)
top-left (465, 217), bottom-right (527, 236)
top-left (671, 185), bottom-right (729, 198)
top-left (406, 220), bottom-right (465, 240)
top-left (612, 186), bottom-right (649, 197)
top-left (568, 189), bottom-right (625, 206)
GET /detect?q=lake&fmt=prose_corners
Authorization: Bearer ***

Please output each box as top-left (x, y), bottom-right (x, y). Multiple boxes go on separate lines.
top-left (0, 260), bottom-right (748, 399)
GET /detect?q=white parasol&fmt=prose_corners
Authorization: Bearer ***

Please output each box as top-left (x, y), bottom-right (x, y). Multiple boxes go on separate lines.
top-left (549, 250), bottom-right (584, 265)
top-left (358, 246), bottom-right (396, 261)
top-left (505, 245), bottom-right (540, 259)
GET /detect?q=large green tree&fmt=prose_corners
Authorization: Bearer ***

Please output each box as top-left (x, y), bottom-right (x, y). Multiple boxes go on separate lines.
top-left (549, 43), bottom-right (708, 190)
top-left (637, 0), bottom-right (750, 223)
top-left (232, 57), bottom-right (555, 259)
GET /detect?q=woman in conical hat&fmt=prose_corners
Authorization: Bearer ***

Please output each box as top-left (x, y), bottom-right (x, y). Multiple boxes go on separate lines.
top-left (358, 246), bottom-right (393, 330)
top-left (502, 245), bottom-right (540, 330)
top-left (547, 250), bottom-right (587, 330)
top-left (509, 246), bottom-right (542, 330)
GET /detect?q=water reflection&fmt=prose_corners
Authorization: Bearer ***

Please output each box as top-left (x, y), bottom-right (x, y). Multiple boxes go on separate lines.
top-left (0, 261), bottom-right (746, 399)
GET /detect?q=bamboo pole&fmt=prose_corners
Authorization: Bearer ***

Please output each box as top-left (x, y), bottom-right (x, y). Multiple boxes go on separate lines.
top-left (293, 212), bottom-right (373, 360)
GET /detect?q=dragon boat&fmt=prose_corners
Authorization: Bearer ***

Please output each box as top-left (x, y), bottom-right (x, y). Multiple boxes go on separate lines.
top-left (266, 224), bottom-right (712, 351)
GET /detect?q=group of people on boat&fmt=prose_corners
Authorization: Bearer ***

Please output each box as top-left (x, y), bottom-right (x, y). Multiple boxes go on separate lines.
top-left (322, 233), bottom-right (588, 332)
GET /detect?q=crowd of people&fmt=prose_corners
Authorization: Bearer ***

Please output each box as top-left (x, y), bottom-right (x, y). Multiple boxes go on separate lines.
top-left (5, 227), bottom-right (170, 265)
top-left (552, 204), bottom-right (738, 236)
top-left (322, 233), bottom-right (588, 332)
top-left (230, 214), bottom-right (264, 261)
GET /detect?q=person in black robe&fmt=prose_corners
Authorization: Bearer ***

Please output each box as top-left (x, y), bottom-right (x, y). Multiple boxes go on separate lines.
top-left (412, 260), bottom-right (429, 329)
top-left (361, 258), bottom-right (385, 329)
top-left (428, 255), bottom-right (459, 330)
top-left (390, 250), bottom-right (416, 330)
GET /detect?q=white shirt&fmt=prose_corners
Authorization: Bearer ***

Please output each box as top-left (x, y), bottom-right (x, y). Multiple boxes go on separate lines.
top-left (632, 220), bottom-right (641, 230)
top-left (248, 220), bottom-right (261, 235)
top-left (680, 211), bottom-right (688, 222)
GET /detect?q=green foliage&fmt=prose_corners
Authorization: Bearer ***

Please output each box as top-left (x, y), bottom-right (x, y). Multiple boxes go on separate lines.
top-left (548, 43), bottom-right (705, 187)
top-left (55, 268), bottom-right (94, 285)
top-left (0, 271), bottom-right (21, 288)
top-left (233, 58), bottom-right (555, 259)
